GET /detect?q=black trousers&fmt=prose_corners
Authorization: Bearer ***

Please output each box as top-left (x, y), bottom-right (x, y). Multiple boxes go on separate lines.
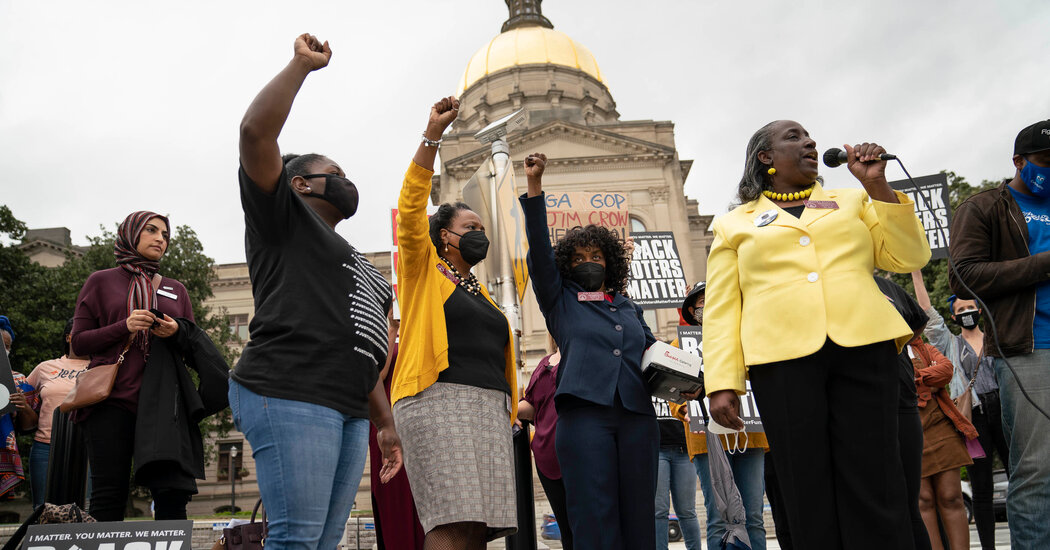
top-left (763, 450), bottom-right (793, 550)
top-left (537, 469), bottom-right (574, 550)
top-left (555, 396), bottom-right (658, 550)
top-left (899, 406), bottom-right (932, 550)
top-left (81, 403), bottom-right (190, 521)
top-left (748, 339), bottom-right (914, 550)
top-left (967, 390), bottom-right (1010, 550)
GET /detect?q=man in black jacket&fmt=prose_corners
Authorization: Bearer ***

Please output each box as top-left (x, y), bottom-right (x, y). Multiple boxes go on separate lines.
top-left (948, 119), bottom-right (1050, 549)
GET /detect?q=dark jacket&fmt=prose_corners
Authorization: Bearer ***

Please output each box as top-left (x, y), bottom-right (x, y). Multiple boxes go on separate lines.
top-left (134, 318), bottom-right (229, 492)
top-left (520, 192), bottom-right (657, 416)
top-left (949, 179), bottom-right (1050, 357)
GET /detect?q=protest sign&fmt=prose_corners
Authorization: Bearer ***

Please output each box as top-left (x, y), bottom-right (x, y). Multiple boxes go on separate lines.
top-left (627, 232), bottom-right (688, 308)
top-left (24, 520), bottom-right (193, 550)
top-left (889, 173), bottom-right (951, 260)
top-left (676, 326), bottom-right (764, 434)
top-left (544, 191), bottom-right (629, 244)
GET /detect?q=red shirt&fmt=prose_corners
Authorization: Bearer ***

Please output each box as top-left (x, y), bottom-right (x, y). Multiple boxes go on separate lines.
top-left (523, 353), bottom-right (561, 479)
top-left (71, 267), bottom-right (193, 415)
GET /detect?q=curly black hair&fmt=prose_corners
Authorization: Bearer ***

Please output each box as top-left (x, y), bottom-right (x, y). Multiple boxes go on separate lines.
top-left (554, 224), bottom-right (630, 294)
top-left (428, 202), bottom-right (473, 251)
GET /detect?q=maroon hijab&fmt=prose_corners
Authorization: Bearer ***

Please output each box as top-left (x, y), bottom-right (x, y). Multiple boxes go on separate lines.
top-left (115, 211), bottom-right (169, 350)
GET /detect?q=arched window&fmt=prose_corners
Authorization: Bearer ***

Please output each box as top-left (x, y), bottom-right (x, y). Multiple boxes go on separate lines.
top-left (630, 217), bottom-right (647, 233)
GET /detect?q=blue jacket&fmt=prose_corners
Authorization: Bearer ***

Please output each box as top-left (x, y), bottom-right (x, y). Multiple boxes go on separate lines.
top-left (520, 193), bottom-right (656, 416)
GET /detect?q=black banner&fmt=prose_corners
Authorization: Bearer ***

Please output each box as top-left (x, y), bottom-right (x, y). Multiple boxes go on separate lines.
top-left (25, 520), bottom-right (193, 550)
top-left (627, 231), bottom-right (689, 308)
top-left (889, 173), bottom-right (951, 260)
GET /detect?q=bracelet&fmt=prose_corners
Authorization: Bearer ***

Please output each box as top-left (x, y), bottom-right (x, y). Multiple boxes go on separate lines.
top-left (421, 133), bottom-right (443, 147)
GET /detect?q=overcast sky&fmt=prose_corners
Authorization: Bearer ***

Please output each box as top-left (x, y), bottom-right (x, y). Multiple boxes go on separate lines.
top-left (2, 0), bottom-right (1048, 264)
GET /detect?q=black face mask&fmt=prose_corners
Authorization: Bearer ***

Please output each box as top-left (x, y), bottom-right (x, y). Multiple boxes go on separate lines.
top-left (955, 309), bottom-right (981, 330)
top-left (447, 229), bottom-right (489, 266)
top-left (303, 173), bottom-right (359, 219)
top-left (570, 262), bottom-right (606, 292)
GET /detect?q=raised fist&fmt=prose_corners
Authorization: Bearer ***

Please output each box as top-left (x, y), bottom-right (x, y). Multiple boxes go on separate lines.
top-left (294, 33), bottom-right (332, 71)
top-left (525, 153), bottom-right (547, 180)
top-left (427, 96), bottom-right (460, 135)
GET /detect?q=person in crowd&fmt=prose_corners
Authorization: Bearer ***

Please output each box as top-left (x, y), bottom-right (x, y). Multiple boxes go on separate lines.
top-left (369, 310), bottom-right (425, 550)
top-left (653, 393), bottom-right (702, 550)
top-left (519, 152), bottom-right (658, 549)
top-left (672, 282), bottom-right (769, 550)
top-left (704, 120), bottom-right (931, 549)
top-left (517, 335), bottom-right (573, 550)
top-left (908, 334), bottom-right (976, 550)
top-left (232, 34), bottom-right (402, 550)
top-left (25, 318), bottom-right (90, 508)
top-left (874, 276), bottom-right (932, 550)
top-left (391, 96), bottom-right (518, 549)
top-left (70, 211), bottom-right (195, 520)
top-left (948, 119), bottom-right (1050, 549)
top-left (911, 271), bottom-right (1008, 550)
top-left (0, 316), bottom-right (38, 499)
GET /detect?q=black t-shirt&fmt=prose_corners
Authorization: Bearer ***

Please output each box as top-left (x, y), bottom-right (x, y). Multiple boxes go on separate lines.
top-left (873, 277), bottom-right (928, 410)
top-left (232, 166), bottom-right (392, 417)
top-left (653, 397), bottom-right (687, 448)
top-left (783, 205), bottom-right (806, 218)
top-left (437, 285), bottom-right (510, 393)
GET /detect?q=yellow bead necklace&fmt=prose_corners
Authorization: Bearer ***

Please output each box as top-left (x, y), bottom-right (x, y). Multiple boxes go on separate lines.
top-left (763, 184), bottom-right (815, 202)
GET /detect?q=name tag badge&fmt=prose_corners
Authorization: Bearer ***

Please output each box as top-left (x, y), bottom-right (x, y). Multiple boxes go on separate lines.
top-left (578, 291), bottom-right (605, 302)
top-left (162, 285), bottom-right (174, 291)
top-left (436, 263), bottom-right (460, 285)
top-left (803, 200), bottom-right (839, 209)
top-left (157, 289), bottom-right (178, 300)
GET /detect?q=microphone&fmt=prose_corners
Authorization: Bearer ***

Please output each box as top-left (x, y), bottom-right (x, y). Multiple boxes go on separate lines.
top-left (822, 147), bottom-right (897, 168)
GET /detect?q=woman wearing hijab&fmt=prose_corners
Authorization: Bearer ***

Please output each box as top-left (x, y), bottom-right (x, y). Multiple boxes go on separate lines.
top-left (703, 120), bottom-right (931, 549)
top-left (233, 33), bottom-right (402, 550)
top-left (391, 96), bottom-right (519, 548)
top-left (71, 211), bottom-right (195, 520)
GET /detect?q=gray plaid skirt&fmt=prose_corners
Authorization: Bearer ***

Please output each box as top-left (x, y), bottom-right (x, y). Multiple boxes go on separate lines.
top-left (392, 382), bottom-right (517, 540)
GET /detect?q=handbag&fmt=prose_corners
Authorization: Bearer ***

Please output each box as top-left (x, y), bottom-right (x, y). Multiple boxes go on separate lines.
top-left (953, 346), bottom-right (984, 423)
top-left (220, 499), bottom-right (267, 550)
top-left (59, 337), bottom-right (134, 413)
top-left (2, 503), bottom-right (95, 550)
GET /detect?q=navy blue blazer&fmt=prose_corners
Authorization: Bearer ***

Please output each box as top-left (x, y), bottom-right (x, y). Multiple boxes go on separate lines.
top-left (520, 193), bottom-right (656, 416)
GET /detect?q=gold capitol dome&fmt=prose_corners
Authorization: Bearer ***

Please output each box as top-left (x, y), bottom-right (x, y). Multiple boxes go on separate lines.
top-left (458, 0), bottom-right (604, 94)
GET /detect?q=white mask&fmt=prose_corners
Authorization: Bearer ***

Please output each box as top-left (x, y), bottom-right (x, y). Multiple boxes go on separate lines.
top-left (707, 418), bottom-right (749, 454)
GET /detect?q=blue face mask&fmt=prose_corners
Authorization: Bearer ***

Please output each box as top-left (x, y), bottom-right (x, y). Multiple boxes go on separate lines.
top-left (1020, 158), bottom-right (1050, 199)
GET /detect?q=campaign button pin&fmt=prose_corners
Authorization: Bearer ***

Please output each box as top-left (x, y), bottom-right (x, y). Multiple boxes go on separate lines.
top-left (754, 209), bottom-right (778, 227)
top-left (578, 291), bottom-right (605, 302)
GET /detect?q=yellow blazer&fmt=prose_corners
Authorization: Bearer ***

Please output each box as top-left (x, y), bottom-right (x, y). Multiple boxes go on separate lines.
top-left (391, 162), bottom-right (518, 420)
top-left (703, 183), bottom-right (931, 395)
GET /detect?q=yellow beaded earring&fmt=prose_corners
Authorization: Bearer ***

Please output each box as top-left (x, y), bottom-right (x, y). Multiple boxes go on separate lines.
top-left (767, 167), bottom-right (776, 175)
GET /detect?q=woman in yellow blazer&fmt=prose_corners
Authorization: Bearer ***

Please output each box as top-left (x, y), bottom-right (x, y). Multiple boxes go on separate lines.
top-left (705, 120), bottom-right (931, 550)
top-left (391, 96), bottom-right (519, 548)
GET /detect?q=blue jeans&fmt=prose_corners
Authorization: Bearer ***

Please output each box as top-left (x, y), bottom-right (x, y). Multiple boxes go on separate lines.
top-left (655, 447), bottom-right (702, 550)
top-left (230, 379), bottom-right (370, 550)
top-left (30, 441), bottom-right (50, 509)
top-left (994, 349), bottom-right (1050, 549)
top-left (694, 448), bottom-right (766, 550)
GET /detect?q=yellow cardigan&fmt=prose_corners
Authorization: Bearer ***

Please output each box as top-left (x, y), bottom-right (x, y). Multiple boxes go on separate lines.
top-left (391, 162), bottom-right (518, 420)
top-left (704, 183), bottom-right (931, 396)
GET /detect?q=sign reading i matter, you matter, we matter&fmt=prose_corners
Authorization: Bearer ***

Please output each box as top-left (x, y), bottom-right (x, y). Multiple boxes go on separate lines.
top-left (24, 520), bottom-right (193, 550)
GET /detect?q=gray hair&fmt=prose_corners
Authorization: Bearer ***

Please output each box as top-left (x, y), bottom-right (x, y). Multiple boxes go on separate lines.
top-left (736, 121), bottom-right (779, 205)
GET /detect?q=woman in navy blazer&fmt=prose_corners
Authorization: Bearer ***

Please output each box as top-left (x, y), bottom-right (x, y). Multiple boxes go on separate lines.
top-left (519, 152), bottom-right (659, 550)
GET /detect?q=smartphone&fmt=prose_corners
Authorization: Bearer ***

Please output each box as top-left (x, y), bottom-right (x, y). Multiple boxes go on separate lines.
top-left (149, 308), bottom-right (165, 328)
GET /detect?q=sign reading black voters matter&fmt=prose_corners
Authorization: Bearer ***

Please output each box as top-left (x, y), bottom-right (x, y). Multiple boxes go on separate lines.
top-left (676, 326), bottom-right (764, 434)
top-left (628, 232), bottom-right (688, 308)
top-left (889, 173), bottom-right (951, 260)
top-left (25, 520), bottom-right (192, 550)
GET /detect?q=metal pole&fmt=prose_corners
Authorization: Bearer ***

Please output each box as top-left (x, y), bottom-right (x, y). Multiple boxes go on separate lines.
top-left (230, 446), bottom-right (238, 513)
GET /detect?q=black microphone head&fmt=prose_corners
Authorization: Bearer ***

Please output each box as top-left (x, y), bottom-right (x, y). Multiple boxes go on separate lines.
top-left (823, 148), bottom-right (847, 168)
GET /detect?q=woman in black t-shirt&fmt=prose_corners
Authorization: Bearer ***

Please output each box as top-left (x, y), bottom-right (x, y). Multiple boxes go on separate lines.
top-left (232, 33), bottom-right (402, 550)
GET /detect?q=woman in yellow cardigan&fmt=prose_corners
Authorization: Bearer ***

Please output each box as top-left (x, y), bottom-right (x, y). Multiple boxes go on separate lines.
top-left (705, 120), bottom-right (931, 550)
top-left (391, 96), bottom-right (519, 548)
